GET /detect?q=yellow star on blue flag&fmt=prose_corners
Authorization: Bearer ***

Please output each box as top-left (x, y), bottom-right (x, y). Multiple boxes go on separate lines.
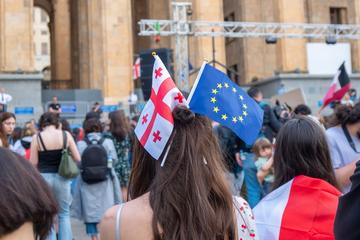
top-left (188, 63), bottom-right (264, 145)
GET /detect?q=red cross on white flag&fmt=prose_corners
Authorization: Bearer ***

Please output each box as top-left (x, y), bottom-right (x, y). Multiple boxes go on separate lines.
top-left (134, 54), bottom-right (188, 160)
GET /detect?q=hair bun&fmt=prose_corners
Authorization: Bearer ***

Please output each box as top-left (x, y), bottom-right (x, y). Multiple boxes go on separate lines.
top-left (173, 106), bottom-right (195, 124)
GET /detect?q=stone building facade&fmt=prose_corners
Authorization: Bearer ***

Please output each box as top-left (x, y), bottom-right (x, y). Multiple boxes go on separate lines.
top-left (223, 0), bottom-right (360, 84)
top-left (0, 0), bottom-right (359, 103)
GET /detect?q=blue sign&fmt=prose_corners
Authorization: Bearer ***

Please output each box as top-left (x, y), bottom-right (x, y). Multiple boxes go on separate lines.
top-left (61, 104), bottom-right (77, 113)
top-left (14, 107), bottom-right (34, 115)
top-left (101, 105), bottom-right (118, 113)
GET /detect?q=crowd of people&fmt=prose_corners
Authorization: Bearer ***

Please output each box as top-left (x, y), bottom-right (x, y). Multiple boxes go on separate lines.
top-left (1, 87), bottom-right (360, 239)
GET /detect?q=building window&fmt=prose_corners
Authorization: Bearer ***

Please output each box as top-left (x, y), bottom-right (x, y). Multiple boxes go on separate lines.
top-left (227, 64), bottom-right (239, 83)
top-left (41, 10), bottom-right (48, 23)
top-left (41, 42), bottom-right (48, 55)
top-left (41, 30), bottom-right (47, 35)
top-left (330, 7), bottom-right (347, 24)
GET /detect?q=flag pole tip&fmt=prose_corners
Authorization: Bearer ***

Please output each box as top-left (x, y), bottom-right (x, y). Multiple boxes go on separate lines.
top-left (152, 52), bottom-right (157, 56)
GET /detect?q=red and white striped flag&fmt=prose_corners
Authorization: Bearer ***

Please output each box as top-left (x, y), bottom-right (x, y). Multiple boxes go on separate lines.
top-left (133, 57), bottom-right (141, 80)
top-left (134, 54), bottom-right (187, 160)
top-left (253, 175), bottom-right (341, 240)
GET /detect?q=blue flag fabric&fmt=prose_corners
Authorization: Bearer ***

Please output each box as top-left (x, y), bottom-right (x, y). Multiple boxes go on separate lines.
top-left (188, 63), bottom-right (264, 145)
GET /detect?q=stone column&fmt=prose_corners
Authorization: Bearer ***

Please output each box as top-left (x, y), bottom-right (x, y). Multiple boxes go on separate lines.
top-left (50, 0), bottom-right (72, 89)
top-left (190, 0), bottom-right (226, 85)
top-left (101, 0), bottom-right (133, 104)
top-left (0, 0), bottom-right (34, 72)
top-left (277, 0), bottom-right (307, 72)
top-left (74, 0), bottom-right (133, 103)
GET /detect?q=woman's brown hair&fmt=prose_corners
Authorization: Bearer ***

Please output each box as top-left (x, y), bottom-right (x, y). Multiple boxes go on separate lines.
top-left (0, 148), bottom-right (57, 239)
top-left (273, 116), bottom-right (339, 190)
top-left (0, 112), bottom-right (16, 147)
top-left (38, 112), bottom-right (59, 131)
top-left (109, 110), bottom-right (131, 141)
top-left (129, 106), bottom-right (236, 240)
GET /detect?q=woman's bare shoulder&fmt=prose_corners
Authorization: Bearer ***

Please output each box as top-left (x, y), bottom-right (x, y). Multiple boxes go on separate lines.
top-left (100, 194), bottom-right (153, 240)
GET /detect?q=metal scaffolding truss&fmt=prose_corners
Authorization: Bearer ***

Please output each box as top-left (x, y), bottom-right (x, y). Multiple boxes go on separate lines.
top-left (139, 20), bottom-right (360, 40)
top-left (138, 2), bottom-right (360, 92)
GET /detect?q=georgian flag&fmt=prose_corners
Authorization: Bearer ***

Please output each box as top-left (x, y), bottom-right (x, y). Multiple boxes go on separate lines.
top-left (134, 54), bottom-right (187, 160)
top-left (322, 62), bottom-right (351, 108)
top-left (253, 175), bottom-right (341, 240)
top-left (133, 57), bottom-right (141, 80)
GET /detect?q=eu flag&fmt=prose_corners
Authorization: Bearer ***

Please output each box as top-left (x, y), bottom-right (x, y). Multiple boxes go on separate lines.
top-left (188, 63), bottom-right (264, 145)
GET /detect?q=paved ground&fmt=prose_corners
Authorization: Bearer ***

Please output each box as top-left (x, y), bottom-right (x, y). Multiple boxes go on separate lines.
top-left (72, 218), bottom-right (88, 240)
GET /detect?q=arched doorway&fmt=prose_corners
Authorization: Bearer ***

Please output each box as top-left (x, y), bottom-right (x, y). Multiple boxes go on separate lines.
top-left (34, 0), bottom-right (72, 89)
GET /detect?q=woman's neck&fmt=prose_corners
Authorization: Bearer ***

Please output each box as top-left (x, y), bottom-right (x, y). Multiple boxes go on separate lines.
top-left (43, 125), bottom-right (57, 131)
top-left (0, 222), bottom-right (35, 240)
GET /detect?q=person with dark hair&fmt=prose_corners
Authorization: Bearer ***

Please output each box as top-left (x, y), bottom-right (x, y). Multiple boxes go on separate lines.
top-left (293, 104), bottom-right (312, 116)
top-left (99, 106), bottom-right (257, 240)
top-left (0, 112), bottom-right (16, 148)
top-left (30, 112), bottom-right (81, 240)
top-left (326, 102), bottom-right (360, 192)
top-left (254, 116), bottom-right (340, 239)
top-left (72, 117), bottom-right (121, 240)
top-left (12, 124), bottom-right (36, 160)
top-left (214, 124), bottom-right (243, 197)
top-left (48, 96), bottom-right (62, 113)
top-left (243, 87), bottom-right (282, 207)
top-left (247, 87), bottom-right (282, 141)
top-left (0, 147), bottom-right (58, 240)
top-left (105, 110), bottom-right (132, 201)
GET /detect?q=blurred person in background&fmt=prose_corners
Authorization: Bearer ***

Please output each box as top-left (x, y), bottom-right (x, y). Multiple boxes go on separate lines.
top-left (48, 96), bottom-right (61, 113)
top-left (105, 110), bottom-right (132, 201)
top-left (12, 124), bottom-right (36, 160)
top-left (0, 112), bottom-right (16, 148)
top-left (252, 138), bottom-right (274, 196)
top-left (73, 117), bottom-right (121, 240)
top-left (326, 103), bottom-right (360, 193)
top-left (30, 112), bottom-right (81, 240)
top-left (0, 88), bottom-right (12, 113)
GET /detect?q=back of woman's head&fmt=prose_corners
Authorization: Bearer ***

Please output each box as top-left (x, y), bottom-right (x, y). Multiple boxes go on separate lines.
top-left (273, 116), bottom-right (338, 190)
top-left (332, 102), bottom-right (360, 126)
top-left (83, 118), bottom-right (103, 134)
top-left (129, 106), bottom-right (235, 240)
top-left (0, 148), bottom-right (57, 240)
top-left (109, 110), bottom-right (131, 141)
top-left (39, 112), bottom-right (59, 130)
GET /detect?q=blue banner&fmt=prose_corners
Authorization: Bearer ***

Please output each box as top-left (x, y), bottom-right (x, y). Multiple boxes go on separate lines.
top-left (61, 104), bottom-right (77, 113)
top-left (14, 107), bottom-right (34, 115)
top-left (101, 105), bottom-right (118, 113)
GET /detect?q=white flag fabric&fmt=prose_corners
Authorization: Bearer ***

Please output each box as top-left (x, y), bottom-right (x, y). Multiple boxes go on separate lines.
top-left (134, 55), bottom-right (187, 160)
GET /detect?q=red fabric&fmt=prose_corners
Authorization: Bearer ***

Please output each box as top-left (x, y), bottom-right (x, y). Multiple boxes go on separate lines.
top-left (24, 148), bottom-right (31, 160)
top-left (323, 81), bottom-right (351, 107)
top-left (139, 77), bottom-right (175, 146)
top-left (279, 176), bottom-right (341, 240)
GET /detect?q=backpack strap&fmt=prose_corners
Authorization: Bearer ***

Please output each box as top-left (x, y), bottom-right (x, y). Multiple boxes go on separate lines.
top-left (37, 133), bottom-right (47, 151)
top-left (98, 136), bottom-right (106, 145)
top-left (62, 131), bottom-right (67, 150)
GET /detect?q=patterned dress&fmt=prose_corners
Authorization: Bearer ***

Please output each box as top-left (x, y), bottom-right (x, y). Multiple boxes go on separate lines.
top-left (107, 134), bottom-right (131, 188)
top-left (234, 196), bottom-right (258, 240)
